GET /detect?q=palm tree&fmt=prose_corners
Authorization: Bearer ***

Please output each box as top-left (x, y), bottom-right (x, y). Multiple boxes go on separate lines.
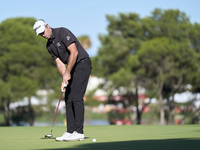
top-left (78, 35), bottom-right (91, 50)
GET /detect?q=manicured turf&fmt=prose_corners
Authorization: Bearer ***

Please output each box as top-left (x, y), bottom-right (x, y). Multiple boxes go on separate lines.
top-left (0, 125), bottom-right (200, 150)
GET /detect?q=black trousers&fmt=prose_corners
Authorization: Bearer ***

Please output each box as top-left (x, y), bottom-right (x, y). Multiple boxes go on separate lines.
top-left (65, 57), bottom-right (92, 134)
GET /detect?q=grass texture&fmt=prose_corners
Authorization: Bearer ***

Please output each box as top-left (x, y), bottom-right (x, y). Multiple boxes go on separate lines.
top-left (0, 125), bottom-right (200, 150)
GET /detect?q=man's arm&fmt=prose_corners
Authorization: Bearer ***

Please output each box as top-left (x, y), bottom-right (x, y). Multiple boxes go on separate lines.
top-left (55, 43), bottom-right (78, 85)
top-left (64, 42), bottom-right (78, 77)
top-left (55, 58), bottom-right (68, 92)
top-left (55, 58), bottom-right (66, 77)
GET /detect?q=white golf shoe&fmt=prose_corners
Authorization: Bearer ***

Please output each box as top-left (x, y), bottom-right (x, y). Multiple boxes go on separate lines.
top-left (64, 131), bottom-right (84, 141)
top-left (55, 132), bottom-right (72, 141)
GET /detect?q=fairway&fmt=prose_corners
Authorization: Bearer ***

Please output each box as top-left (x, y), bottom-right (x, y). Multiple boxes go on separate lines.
top-left (0, 125), bottom-right (200, 150)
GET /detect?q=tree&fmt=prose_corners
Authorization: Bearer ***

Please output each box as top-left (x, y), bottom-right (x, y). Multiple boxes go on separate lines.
top-left (0, 18), bottom-right (59, 126)
top-left (92, 9), bottom-right (200, 125)
top-left (0, 17), bottom-right (93, 126)
top-left (78, 35), bottom-right (91, 50)
top-left (129, 37), bottom-right (197, 124)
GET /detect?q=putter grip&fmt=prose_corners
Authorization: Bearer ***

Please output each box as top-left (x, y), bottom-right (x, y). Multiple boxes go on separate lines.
top-left (62, 82), bottom-right (66, 92)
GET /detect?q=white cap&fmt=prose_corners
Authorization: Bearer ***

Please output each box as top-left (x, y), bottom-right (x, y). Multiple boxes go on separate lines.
top-left (33, 19), bottom-right (46, 36)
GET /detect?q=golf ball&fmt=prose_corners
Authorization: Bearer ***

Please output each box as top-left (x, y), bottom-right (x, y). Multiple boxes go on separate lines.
top-left (92, 138), bottom-right (96, 142)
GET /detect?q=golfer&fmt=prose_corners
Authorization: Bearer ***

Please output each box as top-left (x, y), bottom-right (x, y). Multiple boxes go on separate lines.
top-left (33, 19), bottom-right (92, 141)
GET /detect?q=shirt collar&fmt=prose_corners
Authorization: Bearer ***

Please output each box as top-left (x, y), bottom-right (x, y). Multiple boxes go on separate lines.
top-left (51, 28), bottom-right (56, 39)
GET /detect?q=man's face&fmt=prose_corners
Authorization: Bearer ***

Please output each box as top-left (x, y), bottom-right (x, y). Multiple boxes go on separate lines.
top-left (39, 25), bottom-right (52, 39)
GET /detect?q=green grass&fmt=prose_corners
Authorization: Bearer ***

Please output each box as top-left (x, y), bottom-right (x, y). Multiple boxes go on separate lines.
top-left (35, 113), bottom-right (66, 122)
top-left (30, 112), bottom-right (107, 122)
top-left (0, 112), bottom-right (108, 124)
top-left (84, 111), bottom-right (108, 120)
top-left (0, 125), bottom-right (200, 150)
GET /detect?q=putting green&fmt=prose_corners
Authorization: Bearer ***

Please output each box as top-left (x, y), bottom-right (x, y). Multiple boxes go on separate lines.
top-left (0, 125), bottom-right (200, 150)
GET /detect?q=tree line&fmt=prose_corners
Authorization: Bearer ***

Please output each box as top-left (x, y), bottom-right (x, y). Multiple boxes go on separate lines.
top-left (0, 18), bottom-right (91, 126)
top-left (0, 8), bottom-right (200, 126)
top-left (91, 9), bottom-right (200, 125)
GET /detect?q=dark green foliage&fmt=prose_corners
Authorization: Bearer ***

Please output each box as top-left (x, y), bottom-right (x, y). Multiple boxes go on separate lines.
top-left (92, 9), bottom-right (200, 125)
top-left (0, 17), bottom-right (60, 126)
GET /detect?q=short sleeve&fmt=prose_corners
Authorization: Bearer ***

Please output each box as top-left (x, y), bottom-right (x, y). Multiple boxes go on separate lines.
top-left (60, 29), bottom-right (76, 48)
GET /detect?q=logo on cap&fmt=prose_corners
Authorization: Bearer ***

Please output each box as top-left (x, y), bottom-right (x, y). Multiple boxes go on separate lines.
top-left (34, 25), bottom-right (41, 31)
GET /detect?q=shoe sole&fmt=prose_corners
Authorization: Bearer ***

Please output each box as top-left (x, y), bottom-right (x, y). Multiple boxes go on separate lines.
top-left (55, 139), bottom-right (64, 141)
top-left (64, 138), bottom-right (85, 141)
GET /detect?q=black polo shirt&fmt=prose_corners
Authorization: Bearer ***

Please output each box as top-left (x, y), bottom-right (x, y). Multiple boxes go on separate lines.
top-left (46, 27), bottom-right (89, 64)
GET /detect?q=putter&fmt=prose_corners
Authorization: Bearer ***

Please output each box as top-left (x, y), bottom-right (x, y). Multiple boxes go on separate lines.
top-left (45, 82), bottom-right (66, 138)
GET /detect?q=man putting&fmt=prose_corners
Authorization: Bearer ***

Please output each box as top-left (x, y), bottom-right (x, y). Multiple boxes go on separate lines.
top-left (33, 19), bottom-right (92, 141)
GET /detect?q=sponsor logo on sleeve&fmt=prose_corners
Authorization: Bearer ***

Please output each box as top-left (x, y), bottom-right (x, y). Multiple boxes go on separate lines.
top-left (66, 36), bottom-right (70, 40)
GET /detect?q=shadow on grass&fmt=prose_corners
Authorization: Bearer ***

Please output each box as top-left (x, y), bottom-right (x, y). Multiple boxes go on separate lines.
top-left (39, 138), bottom-right (200, 150)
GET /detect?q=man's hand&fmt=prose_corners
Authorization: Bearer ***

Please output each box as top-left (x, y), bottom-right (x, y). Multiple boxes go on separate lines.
top-left (63, 72), bottom-right (71, 86)
top-left (61, 81), bottom-right (67, 92)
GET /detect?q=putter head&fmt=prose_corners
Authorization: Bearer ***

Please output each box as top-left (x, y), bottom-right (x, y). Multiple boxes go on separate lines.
top-left (45, 134), bottom-right (53, 138)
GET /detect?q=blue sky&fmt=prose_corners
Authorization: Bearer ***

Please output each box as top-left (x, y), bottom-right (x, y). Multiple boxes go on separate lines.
top-left (0, 0), bottom-right (199, 57)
